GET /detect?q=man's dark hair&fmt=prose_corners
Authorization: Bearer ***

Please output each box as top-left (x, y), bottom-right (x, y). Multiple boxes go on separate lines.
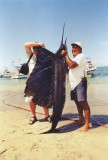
top-left (33, 46), bottom-right (42, 50)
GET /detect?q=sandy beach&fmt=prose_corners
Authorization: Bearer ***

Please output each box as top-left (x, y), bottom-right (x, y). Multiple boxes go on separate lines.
top-left (0, 83), bottom-right (108, 160)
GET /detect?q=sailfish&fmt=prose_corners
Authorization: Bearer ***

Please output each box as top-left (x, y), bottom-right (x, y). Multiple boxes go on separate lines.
top-left (24, 25), bottom-right (68, 133)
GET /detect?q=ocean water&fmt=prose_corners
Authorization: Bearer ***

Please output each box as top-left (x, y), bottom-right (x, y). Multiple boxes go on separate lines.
top-left (0, 66), bottom-right (108, 89)
top-left (87, 66), bottom-right (108, 84)
top-left (0, 77), bottom-right (26, 91)
top-left (0, 66), bottom-right (108, 126)
top-left (1, 66), bottom-right (108, 106)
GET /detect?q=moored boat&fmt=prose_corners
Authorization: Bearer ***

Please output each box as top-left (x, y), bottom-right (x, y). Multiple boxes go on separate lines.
top-left (11, 66), bottom-right (27, 79)
top-left (86, 58), bottom-right (96, 77)
top-left (2, 68), bottom-right (12, 78)
top-left (0, 73), bottom-right (3, 78)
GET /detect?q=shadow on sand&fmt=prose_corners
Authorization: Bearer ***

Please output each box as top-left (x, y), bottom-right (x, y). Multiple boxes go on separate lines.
top-left (91, 114), bottom-right (108, 129)
top-left (41, 113), bottom-right (108, 134)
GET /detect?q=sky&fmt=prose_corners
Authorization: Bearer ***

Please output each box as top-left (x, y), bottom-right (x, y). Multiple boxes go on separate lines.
top-left (0, 0), bottom-right (108, 71)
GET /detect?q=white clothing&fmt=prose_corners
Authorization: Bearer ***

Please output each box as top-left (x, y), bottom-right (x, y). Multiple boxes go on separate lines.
top-left (25, 45), bottom-right (37, 102)
top-left (25, 45), bottom-right (37, 76)
top-left (69, 53), bottom-right (87, 90)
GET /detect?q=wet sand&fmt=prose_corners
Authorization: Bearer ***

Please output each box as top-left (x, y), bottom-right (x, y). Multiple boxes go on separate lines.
top-left (0, 83), bottom-right (108, 160)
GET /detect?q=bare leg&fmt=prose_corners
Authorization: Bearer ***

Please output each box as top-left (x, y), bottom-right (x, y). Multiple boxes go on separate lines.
top-left (43, 106), bottom-right (49, 118)
top-left (79, 100), bottom-right (90, 132)
top-left (75, 100), bottom-right (84, 124)
top-left (29, 102), bottom-right (36, 116)
top-left (29, 102), bottom-right (50, 123)
top-left (29, 102), bottom-right (37, 125)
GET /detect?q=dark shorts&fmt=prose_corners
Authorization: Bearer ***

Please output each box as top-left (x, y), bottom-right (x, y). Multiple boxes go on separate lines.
top-left (70, 78), bottom-right (87, 101)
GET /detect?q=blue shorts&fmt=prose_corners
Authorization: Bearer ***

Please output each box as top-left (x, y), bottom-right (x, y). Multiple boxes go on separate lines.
top-left (70, 78), bottom-right (87, 101)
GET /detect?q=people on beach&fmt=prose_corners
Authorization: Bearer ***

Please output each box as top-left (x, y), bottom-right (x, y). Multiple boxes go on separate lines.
top-left (62, 42), bottom-right (91, 132)
top-left (24, 42), bottom-right (50, 125)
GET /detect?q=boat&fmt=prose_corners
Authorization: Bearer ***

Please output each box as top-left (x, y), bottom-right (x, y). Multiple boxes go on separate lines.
top-left (2, 68), bottom-right (12, 78)
top-left (11, 66), bottom-right (27, 79)
top-left (12, 73), bottom-right (27, 79)
top-left (86, 58), bottom-right (96, 77)
top-left (0, 73), bottom-right (3, 78)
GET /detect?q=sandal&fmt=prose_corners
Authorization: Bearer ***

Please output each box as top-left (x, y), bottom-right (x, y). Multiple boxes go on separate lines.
top-left (45, 116), bottom-right (52, 122)
top-left (28, 116), bottom-right (38, 125)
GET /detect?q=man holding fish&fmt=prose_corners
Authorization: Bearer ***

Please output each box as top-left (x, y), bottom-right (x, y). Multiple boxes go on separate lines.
top-left (62, 42), bottom-right (91, 132)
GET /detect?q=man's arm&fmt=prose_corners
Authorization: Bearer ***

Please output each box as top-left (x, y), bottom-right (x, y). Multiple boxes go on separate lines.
top-left (24, 42), bottom-right (45, 58)
top-left (24, 42), bottom-right (45, 51)
top-left (62, 50), bottom-right (78, 68)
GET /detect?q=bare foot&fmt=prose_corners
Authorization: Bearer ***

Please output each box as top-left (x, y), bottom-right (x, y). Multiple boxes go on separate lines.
top-left (79, 125), bottom-right (90, 132)
top-left (74, 120), bottom-right (85, 125)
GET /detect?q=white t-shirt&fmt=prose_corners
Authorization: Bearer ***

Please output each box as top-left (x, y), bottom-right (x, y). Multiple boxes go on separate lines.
top-left (25, 46), bottom-right (37, 76)
top-left (69, 53), bottom-right (87, 90)
top-left (25, 46), bottom-right (37, 102)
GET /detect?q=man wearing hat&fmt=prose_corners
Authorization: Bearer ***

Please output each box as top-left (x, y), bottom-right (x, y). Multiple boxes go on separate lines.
top-left (62, 42), bottom-right (91, 132)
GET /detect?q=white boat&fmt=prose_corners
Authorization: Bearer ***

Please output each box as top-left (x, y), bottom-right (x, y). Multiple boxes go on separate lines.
top-left (2, 68), bottom-right (12, 78)
top-left (0, 73), bottom-right (3, 78)
top-left (13, 73), bottom-right (27, 79)
top-left (12, 66), bottom-right (27, 79)
top-left (86, 58), bottom-right (96, 77)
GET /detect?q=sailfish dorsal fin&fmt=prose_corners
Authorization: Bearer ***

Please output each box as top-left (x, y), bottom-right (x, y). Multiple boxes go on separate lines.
top-left (60, 23), bottom-right (65, 47)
